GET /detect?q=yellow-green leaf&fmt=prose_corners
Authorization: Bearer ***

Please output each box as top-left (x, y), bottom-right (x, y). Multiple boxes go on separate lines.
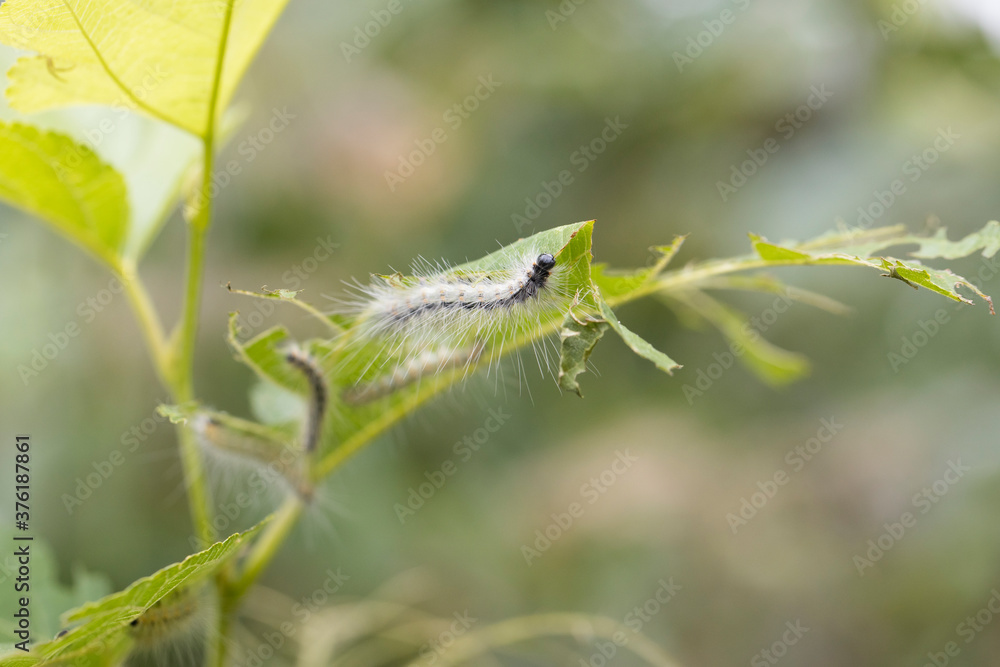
top-left (0, 0), bottom-right (291, 137)
top-left (0, 121), bottom-right (127, 268)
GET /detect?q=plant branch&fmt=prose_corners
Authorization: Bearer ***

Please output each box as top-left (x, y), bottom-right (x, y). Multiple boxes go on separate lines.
top-left (118, 263), bottom-right (169, 385)
top-left (227, 497), bottom-right (303, 603)
top-left (309, 253), bottom-right (874, 481)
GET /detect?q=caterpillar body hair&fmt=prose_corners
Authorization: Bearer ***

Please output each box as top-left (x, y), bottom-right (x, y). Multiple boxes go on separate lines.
top-left (342, 342), bottom-right (485, 405)
top-left (284, 346), bottom-right (329, 454)
top-left (126, 585), bottom-right (211, 665)
top-left (193, 413), bottom-right (313, 501)
top-left (378, 253), bottom-right (556, 322)
top-left (332, 245), bottom-right (574, 393)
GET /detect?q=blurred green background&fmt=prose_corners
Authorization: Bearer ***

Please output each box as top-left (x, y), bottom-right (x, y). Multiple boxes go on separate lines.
top-left (4, 0), bottom-right (1000, 664)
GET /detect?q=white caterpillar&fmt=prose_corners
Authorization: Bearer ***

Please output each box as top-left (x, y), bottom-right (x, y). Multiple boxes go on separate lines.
top-left (342, 342), bottom-right (485, 405)
top-left (332, 245), bottom-right (572, 397)
top-left (192, 413), bottom-right (314, 501)
top-left (126, 585), bottom-right (212, 666)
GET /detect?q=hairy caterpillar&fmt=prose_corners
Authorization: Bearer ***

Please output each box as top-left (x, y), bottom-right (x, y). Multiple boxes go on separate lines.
top-left (126, 585), bottom-right (211, 666)
top-left (342, 342), bottom-right (485, 405)
top-left (332, 244), bottom-right (574, 400)
top-left (284, 346), bottom-right (329, 453)
top-left (192, 413), bottom-right (313, 501)
top-left (348, 251), bottom-right (559, 339)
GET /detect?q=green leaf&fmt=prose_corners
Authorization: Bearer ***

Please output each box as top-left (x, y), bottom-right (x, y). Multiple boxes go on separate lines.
top-left (0, 0), bottom-right (292, 137)
top-left (591, 235), bottom-right (686, 300)
top-left (249, 380), bottom-right (308, 426)
top-left (303, 221), bottom-right (596, 476)
top-left (0, 121), bottom-right (128, 268)
top-left (908, 220), bottom-right (1000, 260)
top-left (557, 313), bottom-right (608, 397)
top-left (744, 225), bottom-right (996, 313)
top-left (15, 522), bottom-right (266, 664)
top-left (226, 317), bottom-right (324, 396)
top-left (594, 292), bottom-right (681, 376)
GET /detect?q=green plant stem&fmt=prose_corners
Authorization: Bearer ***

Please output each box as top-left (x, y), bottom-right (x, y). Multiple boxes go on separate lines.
top-left (227, 497), bottom-right (303, 603)
top-left (195, 5), bottom-right (243, 666)
top-left (118, 263), bottom-right (169, 385)
top-left (204, 598), bottom-right (230, 667)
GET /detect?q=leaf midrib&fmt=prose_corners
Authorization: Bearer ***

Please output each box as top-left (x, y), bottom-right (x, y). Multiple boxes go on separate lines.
top-left (58, 0), bottom-right (189, 132)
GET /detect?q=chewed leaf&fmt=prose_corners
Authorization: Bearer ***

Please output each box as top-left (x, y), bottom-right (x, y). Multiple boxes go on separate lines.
top-left (227, 282), bottom-right (342, 334)
top-left (592, 235), bottom-right (686, 300)
top-left (227, 318), bottom-right (302, 394)
top-left (0, 121), bottom-right (128, 268)
top-left (908, 220), bottom-right (1000, 259)
top-left (15, 522), bottom-right (265, 663)
top-left (226, 316), bottom-right (335, 396)
top-left (0, 0), bottom-right (291, 136)
top-left (746, 225), bottom-right (996, 313)
top-left (595, 290), bottom-right (681, 376)
top-left (449, 221), bottom-right (594, 275)
top-left (65, 524), bottom-right (265, 623)
top-left (558, 313), bottom-right (608, 397)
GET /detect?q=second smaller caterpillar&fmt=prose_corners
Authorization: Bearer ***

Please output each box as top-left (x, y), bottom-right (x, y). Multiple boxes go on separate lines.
top-left (343, 342), bottom-right (485, 405)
